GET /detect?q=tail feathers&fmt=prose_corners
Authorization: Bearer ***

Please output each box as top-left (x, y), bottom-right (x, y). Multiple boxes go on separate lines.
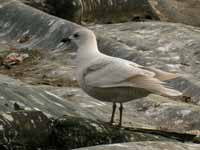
top-left (128, 75), bottom-right (182, 97)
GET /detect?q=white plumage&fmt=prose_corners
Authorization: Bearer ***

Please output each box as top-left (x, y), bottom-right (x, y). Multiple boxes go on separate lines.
top-left (65, 28), bottom-right (182, 126)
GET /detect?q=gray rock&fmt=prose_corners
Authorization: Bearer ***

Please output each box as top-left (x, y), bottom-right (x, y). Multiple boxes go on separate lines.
top-left (19, 0), bottom-right (159, 23)
top-left (149, 0), bottom-right (200, 27)
top-left (0, 75), bottom-right (196, 149)
top-left (75, 141), bottom-right (200, 150)
top-left (78, 0), bottom-right (158, 23)
top-left (51, 116), bottom-right (181, 149)
top-left (0, 111), bottom-right (51, 149)
top-left (20, 0), bottom-right (82, 23)
top-left (18, 0), bottom-right (200, 26)
top-left (0, 0), bottom-right (82, 85)
top-left (1, 0), bottom-right (200, 130)
top-left (0, 74), bottom-right (82, 118)
top-left (39, 85), bottom-right (200, 136)
top-left (0, 110), bottom-right (186, 150)
top-left (0, 72), bottom-right (199, 144)
top-left (0, 1), bottom-right (200, 149)
top-left (0, 0), bottom-right (81, 50)
top-left (0, 0), bottom-right (200, 133)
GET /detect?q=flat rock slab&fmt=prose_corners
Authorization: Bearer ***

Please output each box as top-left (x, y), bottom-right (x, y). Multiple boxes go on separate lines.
top-left (0, 72), bottom-right (200, 139)
top-left (0, 74), bottom-right (83, 118)
top-left (75, 141), bottom-right (200, 150)
top-left (42, 85), bottom-right (200, 135)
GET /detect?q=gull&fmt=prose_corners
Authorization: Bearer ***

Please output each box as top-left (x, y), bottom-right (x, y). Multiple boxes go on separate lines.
top-left (62, 28), bottom-right (182, 126)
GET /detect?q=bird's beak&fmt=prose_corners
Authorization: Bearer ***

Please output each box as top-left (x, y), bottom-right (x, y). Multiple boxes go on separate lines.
top-left (61, 36), bottom-right (72, 43)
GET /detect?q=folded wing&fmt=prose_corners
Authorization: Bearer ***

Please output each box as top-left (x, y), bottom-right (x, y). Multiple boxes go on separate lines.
top-left (84, 58), bottom-right (182, 97)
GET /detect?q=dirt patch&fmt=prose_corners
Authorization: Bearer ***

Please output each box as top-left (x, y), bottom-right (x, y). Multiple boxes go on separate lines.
top-left (0, 48), bottom-right (78, 87)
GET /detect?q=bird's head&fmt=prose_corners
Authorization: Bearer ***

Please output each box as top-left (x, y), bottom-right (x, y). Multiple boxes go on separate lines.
top-left (62, 29), bottom-right (97, 49)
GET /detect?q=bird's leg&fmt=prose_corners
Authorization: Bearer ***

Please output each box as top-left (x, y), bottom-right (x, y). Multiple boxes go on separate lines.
top-left (118, 103), bottom-right (123, 127)
top-left (110, 102), bottom-right (116, 124)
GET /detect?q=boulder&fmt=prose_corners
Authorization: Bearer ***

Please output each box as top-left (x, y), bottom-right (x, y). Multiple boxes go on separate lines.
top-left (51, 116), bottom-right (181, 149)
top-left (149, 0), bottom-right (200, 26)
top-left (0, 0), bottom-right (82, 85)
top-left (78, 0), bottom-right (158, 23)
top-left (20, 0), bottom-right (82, 23)
top-left (19, 0), bottom-right (159, 23)
top-left (0, 111), bottom-right (51, 149)
top-left (0, 0), bottom-right (81, 50)
top-left (19, 0), bottom-right (200, 26)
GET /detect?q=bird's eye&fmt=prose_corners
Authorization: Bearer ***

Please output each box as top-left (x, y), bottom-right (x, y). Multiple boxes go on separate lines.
top-left (73, 33), bottom-right (79, 38)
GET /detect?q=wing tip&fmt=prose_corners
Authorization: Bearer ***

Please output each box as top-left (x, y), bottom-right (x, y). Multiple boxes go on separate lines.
top-left (162, 88), bottom-right (182, 97)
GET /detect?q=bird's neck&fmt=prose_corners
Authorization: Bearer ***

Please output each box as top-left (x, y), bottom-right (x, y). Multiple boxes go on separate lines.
top-left (76, 42), bottom-right (100, 67)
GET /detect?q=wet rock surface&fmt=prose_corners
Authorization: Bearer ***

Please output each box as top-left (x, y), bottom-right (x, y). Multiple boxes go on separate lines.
top-left (75, 141), bottom-right (200, 150)
top-left (0, 0), bottom-right (200, 149)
